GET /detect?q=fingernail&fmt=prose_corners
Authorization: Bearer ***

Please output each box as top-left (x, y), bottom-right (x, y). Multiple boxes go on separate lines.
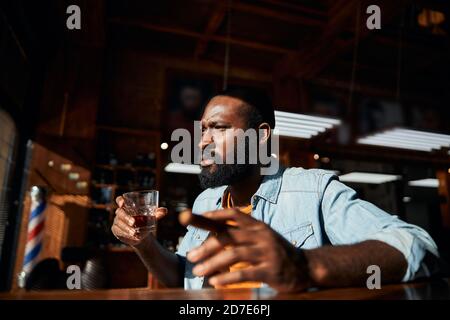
top-left (187, 250), bottom-right (198, 261)
top-left (193, 264), bottom-right (204, 275)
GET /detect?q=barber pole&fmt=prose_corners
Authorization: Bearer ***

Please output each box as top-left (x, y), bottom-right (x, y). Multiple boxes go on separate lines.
top-left (18, 186), bottom-right (47, 286)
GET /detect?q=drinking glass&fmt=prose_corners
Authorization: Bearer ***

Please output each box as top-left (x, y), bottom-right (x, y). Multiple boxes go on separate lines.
top-left (122, 190), bottom-right (158, 236)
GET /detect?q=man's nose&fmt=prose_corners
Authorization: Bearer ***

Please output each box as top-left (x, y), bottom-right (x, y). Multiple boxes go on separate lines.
top-left (199, 129), bottom-right (214, 150)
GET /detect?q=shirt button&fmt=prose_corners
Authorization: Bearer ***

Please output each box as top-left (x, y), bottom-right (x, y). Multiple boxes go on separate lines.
top-left (292, 240), bottom-right (297, 246)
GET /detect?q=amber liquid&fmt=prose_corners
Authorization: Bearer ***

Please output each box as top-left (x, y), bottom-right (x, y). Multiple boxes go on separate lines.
top-left (133, 214), bottom-right (156, 235)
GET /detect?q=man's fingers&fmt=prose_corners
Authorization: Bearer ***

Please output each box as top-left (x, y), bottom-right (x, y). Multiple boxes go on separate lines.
top-left (115, 196), bottom-right (124, 207)
top-left (187, 236), bottom-right (224, 263)
top-left (114, 217), bottom-right (137, 236)
top-left (155, 207), bottom-right (168, 220)
top-left (192, 246), bottom-right (261, 277)
top-left (111, 224), bottom-right (139, 242)
top-left (187, 229), bottom-right (256, 263)
top-left (115, 208), bottom-right (135, 226)
top-left (208, 266), bottom-right (265, 287)
top-left (202, 208), bottom-right (255, 226)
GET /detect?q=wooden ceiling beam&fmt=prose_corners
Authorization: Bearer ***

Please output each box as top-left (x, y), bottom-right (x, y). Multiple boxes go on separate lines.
top-left (109, 17), bottom-right (297, 55)
top-left (194, 0), bottom-right (326, 26)
top-left (257, 0), bottom-right (328, 17)
top-left (307, 76), bottom-right (446, 105)
top-left (194, 3), bottom-right (228, 59)
top-left (230, 1), bottom-right (325, 27)
top-left (277, 1), bottom-right (412, 79)
top-left (130, 50), bottom-right (273, 83)
top-left (374, 33), bottom-right (448, 53)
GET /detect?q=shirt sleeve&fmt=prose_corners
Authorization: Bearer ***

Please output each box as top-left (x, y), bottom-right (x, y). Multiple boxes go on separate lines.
top-left (320, 174), bottom-right (440, 282)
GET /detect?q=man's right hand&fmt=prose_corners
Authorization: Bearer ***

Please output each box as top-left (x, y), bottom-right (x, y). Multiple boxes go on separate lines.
top-left (111, 196), bottom-right (168, 248)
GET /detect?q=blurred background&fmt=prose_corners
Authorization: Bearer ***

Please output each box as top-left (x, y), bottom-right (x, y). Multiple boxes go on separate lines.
top-left (0, 0), bottom-right (449, 291)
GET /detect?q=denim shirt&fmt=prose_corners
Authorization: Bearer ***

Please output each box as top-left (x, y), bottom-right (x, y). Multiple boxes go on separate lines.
top-left (176, 167), bottom-right (439, 289)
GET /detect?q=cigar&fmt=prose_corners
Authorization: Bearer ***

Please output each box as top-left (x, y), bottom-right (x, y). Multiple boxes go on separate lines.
top-left (179, 210), bottom-right (230, 233)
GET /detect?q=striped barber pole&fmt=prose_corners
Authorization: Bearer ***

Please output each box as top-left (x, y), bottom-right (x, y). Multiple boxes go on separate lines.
top-left (22, 186), bottom-right (47, 276)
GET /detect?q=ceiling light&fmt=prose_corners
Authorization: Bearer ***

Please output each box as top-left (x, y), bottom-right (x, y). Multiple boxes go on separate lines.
top-left (403, 196), bottom-right (412, 203)
top-left (358, 128), bottom-right (450, 152)
top-left (275, 110), bottom-right (341, 125)
top-left (161, 142), bottom-right (169, 150)
top-left (408, 178), bottom-right (439, 188)
top-left (339, 172), bottom-right (401, 184)
top-left (358, 138), bottom-right (434, 152)
top-left (274, 110), bottom-right (341, 140)
top-left (324, 170), bottom-right (340, 175)
top-left (164, 163), bottom-right (201, 174)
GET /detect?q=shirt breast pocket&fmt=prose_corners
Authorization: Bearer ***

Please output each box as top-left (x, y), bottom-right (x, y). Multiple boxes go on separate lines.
top-left (280, 222), bottom-right (316, 249)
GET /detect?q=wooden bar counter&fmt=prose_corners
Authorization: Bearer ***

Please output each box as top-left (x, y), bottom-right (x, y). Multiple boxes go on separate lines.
top-left (1, 279), bottom-right (449, 300)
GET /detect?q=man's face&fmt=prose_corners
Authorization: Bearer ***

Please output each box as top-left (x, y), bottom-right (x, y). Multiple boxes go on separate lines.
top-left (198, 95), bottom-right (254, 189)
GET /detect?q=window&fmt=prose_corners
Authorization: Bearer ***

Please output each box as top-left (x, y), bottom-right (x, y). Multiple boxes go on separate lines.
top-left (0, 109), bottom-right (17, 259)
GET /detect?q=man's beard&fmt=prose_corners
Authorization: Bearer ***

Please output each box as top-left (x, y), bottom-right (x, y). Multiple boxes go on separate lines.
top-left (198, 163), bottom-right (255, 189)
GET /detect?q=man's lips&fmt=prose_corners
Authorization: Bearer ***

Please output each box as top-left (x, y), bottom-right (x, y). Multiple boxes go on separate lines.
top-left (200, 159), bottom-right (215, 167)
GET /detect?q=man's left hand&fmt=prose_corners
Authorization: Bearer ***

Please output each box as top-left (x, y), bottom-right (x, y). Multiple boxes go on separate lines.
top-left (186, 208), bottom-right (312, 292)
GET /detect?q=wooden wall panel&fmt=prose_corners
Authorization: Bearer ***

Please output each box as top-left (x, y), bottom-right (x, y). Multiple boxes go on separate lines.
top-left (437, 169), bottom-right (450, 230)
top-left (100, 50), bottom-right (165, 130)
top-left (99, 49), bottom-right (273, 131)
top-left (11, 194), bottom-right (89, 291)
top-left (36, 47), bottom-right (103, 140)
top-left (10, 143), bottom-right (90, 291)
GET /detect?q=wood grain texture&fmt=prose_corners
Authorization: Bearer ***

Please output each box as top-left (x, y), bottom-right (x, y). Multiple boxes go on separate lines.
top-left (2, 279), bottom-right (449, 300)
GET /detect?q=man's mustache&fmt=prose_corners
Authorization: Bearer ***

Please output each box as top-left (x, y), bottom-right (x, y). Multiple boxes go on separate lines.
top-left (201, 144), bottom-right (216, 160)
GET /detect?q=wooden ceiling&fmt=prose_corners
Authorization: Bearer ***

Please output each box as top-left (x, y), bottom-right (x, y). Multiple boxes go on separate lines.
top-left (3, 0), bottom-right (449, 105)
top-left (104, 0), bottom-right (450, 102)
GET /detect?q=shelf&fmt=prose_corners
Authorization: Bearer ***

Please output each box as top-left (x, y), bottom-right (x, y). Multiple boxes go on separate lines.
top-left (97, 125), bottom-right (160, 137)
top-left (90, 123), bottom-right (161, 289)
top-left (116, 185), bottom-right (140, 190)
top-left (95, 164), bottom-right (156, 173)
top-left (92, 183), bottom-right (117, 189)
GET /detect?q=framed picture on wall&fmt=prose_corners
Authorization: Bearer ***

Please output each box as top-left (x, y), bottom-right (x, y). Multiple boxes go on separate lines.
top-left (359, 99), bottom-right (404, 134)
top-left (165, 74), bottom-right (216, 137)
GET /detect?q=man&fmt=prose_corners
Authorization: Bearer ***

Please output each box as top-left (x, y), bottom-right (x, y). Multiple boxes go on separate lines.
top-left (112, 88), bottom-right (439, 292)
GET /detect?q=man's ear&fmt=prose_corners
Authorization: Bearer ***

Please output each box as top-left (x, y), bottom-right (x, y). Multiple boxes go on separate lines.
top-left (258, 123), bottom-right (271, 145)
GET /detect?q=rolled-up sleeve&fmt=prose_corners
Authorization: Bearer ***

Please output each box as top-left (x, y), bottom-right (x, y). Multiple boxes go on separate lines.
top-left (320, 174), bottom-right (439, 282)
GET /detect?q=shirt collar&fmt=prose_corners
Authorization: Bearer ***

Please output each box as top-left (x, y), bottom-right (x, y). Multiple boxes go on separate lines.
top-left (214, 165), bottom-right (285, 206)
